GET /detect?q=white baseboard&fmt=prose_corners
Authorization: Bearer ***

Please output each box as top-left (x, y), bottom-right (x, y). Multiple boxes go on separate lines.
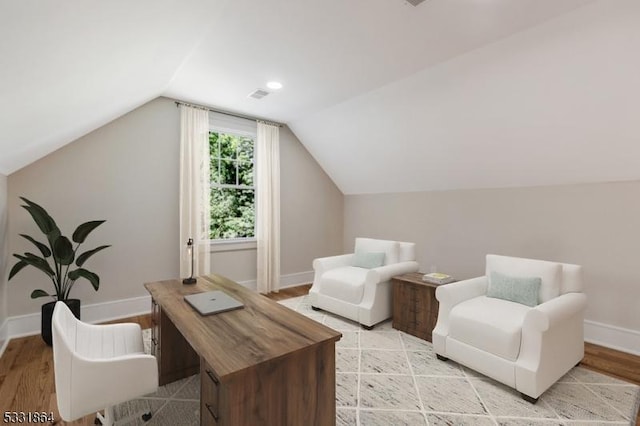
top-left (280, 270), bottom-right (314, 289)
top-left (238, 270), bottom-right (313, 292)
top-left (584, 319), bottom-right (640, 356)
top-left (0, 318), bottom-right (8, 360)
top-left (4, 295), bottom-right (152, 342)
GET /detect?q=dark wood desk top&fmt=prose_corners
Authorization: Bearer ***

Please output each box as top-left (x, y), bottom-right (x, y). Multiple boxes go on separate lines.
top-left (145, 274), bottom-right (341, 380)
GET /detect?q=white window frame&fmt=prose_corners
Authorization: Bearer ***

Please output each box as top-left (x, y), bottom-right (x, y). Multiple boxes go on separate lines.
top-left (206, 124), bottom-right (257, 252)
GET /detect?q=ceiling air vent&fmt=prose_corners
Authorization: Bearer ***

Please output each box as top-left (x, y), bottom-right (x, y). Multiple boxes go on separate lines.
top-left (406, 0), bottom-right (426, 6)
top-left (248, 89), bottom-right (270, 99)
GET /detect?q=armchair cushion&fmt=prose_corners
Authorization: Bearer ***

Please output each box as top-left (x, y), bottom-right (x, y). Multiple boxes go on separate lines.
top-left (449, 296), bottom-right (531, 361)
top-left (353, 251), bottom-right (385, 269)
top-left (320, 266), bottom-right (368, 304)
top-left (355, 238), bottom-right (399, 266)
top-left (486, 254), bottom-right (561, 303)
top-left (487, 271), bottom-right (541, 307)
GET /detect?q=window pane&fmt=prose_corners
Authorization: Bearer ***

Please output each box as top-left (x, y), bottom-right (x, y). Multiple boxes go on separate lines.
top-left (238, 136), bottom-right (253, 162)
top-left (208, 131), bottom-right (255, 241)
top-left (220, 160), bottom-right (237, 185)
top-left (238, 161), bottom-right (253, 186)
top-left (209, 132), bottom-right (220, 158)
top-left (218, 134), bottom-right (238, 159)
top-left (210, 158), bottom-right (220, 184)
top-left (209, 133), bottom-right (220, 183)
top-left (210, 188), bottom-right (255, 239)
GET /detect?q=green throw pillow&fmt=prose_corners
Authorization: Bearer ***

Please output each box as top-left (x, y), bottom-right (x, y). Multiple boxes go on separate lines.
top-left (487, 271), bottom-right (541, 307)
top-left (353, 251), bottom-right (385, 269)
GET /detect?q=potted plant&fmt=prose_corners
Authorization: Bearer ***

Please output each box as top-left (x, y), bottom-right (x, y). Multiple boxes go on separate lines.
top-left (9, 197), bottom-right (110, 345)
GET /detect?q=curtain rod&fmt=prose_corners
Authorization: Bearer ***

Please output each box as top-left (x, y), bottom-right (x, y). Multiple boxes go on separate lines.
top-left (174, 100), bottom-right (283, 128)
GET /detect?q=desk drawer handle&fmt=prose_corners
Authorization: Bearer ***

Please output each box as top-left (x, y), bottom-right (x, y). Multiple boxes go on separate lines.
top-left (206, 369), bottom-right (219, 384)
top-left (205, 403), bottom-right (219, 421)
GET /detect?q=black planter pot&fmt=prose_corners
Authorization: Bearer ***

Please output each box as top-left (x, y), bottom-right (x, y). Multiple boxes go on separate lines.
top-left (41, 299), bottom-right (81, 346)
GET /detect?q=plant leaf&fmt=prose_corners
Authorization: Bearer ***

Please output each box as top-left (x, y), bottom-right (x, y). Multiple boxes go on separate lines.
top-left (8, 260), bottom-right (28, 280)
top-left (72, 220), bottom-right (106, 244)
top-left (20, 197), bottom-right (60, 236)
top-left (52, 236), bottom-right (74, 265)
top-left (19, 234), bottom-right (52, 258)
top-left (30, 289), bottom-right (50, 299)
top-left (68, 268), bottom-right (100, 291)
top-left (14, 253), bottom-right (55, 277)
top-left (46, 227), bottom-right (62, 248)
top-left (76, 245), bottom-right (111, 267)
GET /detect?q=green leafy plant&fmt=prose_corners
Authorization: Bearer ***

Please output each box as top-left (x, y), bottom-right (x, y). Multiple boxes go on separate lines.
top-left (8, 197), bottom-right (110, 301)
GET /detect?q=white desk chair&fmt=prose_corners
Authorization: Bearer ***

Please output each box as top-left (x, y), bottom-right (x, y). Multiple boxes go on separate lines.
top-left (52, 301), bottom-right (158, 425)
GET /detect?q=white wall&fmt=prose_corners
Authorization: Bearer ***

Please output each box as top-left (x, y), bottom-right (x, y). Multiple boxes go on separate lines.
top-left (280, 125), bottom-right (344, 274)
top-left (0, 174), bottom-right (8, 349)
top-left (7, 97), bottom-right (343, 318)
top-left (8, 98), bottom-right (181, 317)
top-left (344, 181), bottom-right (640, 353)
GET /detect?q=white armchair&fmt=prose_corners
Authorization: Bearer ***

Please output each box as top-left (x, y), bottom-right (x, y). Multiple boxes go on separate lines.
top-left (52, 301), bottom-right (158, 425)
top-left (433, 254), bottom-right (587, 403)
top-left (309, 237), bottom-right (419, 328)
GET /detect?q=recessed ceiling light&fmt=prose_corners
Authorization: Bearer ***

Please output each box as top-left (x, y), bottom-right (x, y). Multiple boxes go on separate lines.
top-left (266, 81), bottom-right (283, 90)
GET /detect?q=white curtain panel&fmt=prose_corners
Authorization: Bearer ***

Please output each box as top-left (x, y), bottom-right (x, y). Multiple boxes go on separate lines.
top-left (179, 105), bottom-right (211, 277)
top-left (256, 121), bottom-right (281, 293)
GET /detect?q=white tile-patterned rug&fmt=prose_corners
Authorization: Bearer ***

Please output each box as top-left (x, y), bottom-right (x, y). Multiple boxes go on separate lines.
top-left (125, 296), bottom-right (639, 425)
top-left (281, 295), bottom-right (640, 426)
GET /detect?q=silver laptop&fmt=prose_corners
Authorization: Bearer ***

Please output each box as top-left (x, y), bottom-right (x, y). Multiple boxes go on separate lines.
top-left (184, 291), bottom-right (244, 316)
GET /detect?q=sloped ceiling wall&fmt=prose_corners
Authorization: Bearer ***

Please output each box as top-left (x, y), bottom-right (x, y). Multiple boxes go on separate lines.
top-left (0, 0), bottom-right (223, 173)
top-left (4, 0), bottom-right (637, 196)
top-left (162, 0), bottom-right (592, 123)
top-left (290, 0), bottom-right (640, 194)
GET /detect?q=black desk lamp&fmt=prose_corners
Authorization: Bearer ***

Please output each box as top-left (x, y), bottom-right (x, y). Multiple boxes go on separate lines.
top-left (183, 238), bottom-right (197, 284)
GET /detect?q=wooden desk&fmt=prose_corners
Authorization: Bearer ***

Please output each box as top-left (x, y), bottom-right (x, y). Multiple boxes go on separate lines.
top-left (145, 275), bottom-right (341, 426)
top-left (392, 272), bottom-right (450, 342)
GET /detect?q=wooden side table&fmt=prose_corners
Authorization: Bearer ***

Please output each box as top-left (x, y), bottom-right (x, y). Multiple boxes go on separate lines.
top-left (392, 272), bottom-right (452, 342)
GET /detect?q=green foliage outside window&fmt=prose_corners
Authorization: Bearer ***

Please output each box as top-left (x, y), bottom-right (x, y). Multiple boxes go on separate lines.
top-left (209, 132), bottom-right (255, 239)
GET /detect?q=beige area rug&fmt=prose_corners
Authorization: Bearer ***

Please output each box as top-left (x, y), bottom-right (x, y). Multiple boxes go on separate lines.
top-left (121, 296), bottom-right (639, 425)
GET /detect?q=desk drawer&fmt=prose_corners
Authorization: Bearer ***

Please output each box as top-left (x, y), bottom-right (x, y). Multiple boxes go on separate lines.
top-left (201, 361), bottom-right (220, 425)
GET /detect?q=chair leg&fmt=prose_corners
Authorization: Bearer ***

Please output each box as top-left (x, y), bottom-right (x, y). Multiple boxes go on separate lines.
top-left (96, 407), bottom-right (114, 426)
top-left (96, 406), bottom-right (152, 426)
top-left (521, 393), bottom-right (539, 404)
top-left (436, 354), bottom-right (449, 361)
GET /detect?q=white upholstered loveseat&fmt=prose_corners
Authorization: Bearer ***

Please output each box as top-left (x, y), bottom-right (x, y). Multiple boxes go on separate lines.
top-left (433, 254), bottom-right (587, 403)
top-left (309, 238), bottom-right (419, 328)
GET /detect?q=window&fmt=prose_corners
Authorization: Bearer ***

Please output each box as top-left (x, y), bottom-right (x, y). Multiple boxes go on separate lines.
top-left (209, 131), bottom-right (255, 240)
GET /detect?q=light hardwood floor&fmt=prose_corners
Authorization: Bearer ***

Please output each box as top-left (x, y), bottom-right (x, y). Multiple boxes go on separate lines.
top-left (1, 284), bottom-right (638, 425)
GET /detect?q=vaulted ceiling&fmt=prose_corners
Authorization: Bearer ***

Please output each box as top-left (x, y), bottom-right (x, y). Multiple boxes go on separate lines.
top-left (2, 0), bottom-right (639, 194)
